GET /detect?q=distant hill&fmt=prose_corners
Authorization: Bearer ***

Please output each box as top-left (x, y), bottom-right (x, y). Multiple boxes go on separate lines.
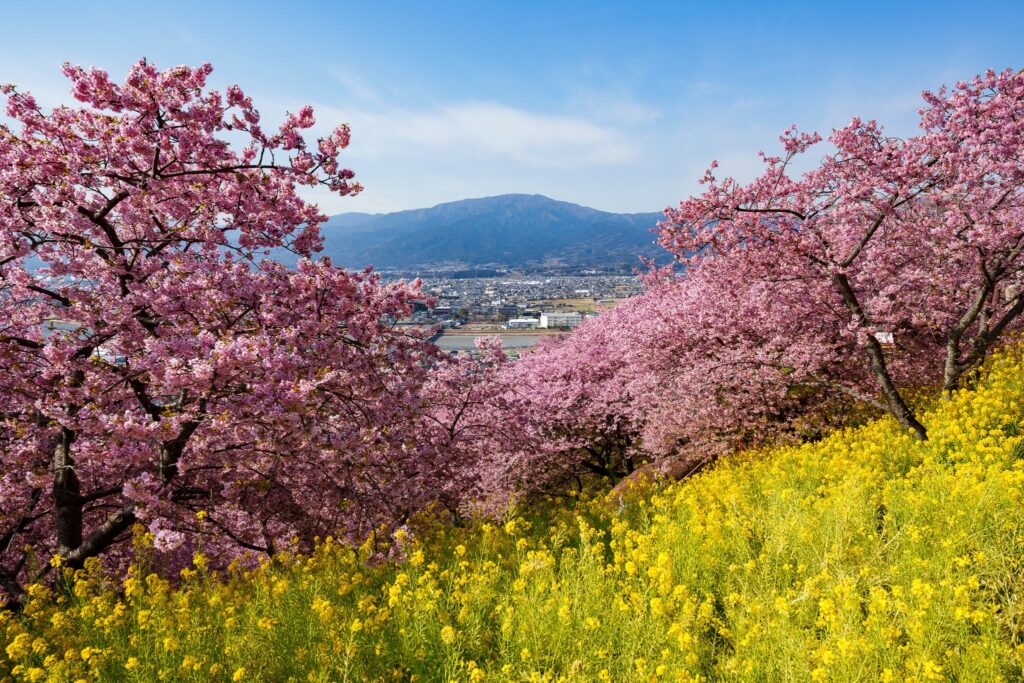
top-left (317, 194), bottom-right (664, 269)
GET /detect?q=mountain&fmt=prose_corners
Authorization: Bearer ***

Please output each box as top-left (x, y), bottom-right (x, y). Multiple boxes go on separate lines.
top-left (317, 194), bottom-right (664, 270)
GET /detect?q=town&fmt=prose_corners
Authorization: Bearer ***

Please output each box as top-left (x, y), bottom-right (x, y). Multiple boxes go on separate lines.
top-left (410, 273), bottom-right (639, 323)
top-left (392, 273), bottom-right (642, 356)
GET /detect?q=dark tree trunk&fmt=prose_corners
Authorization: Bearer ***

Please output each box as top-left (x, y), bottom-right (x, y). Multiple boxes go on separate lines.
top-left (943, 287), bottom-right (1024, 393)
top-left (831, 272), bottom-right (928, 440)
top-left (52, 427), bottom-right (84, 555)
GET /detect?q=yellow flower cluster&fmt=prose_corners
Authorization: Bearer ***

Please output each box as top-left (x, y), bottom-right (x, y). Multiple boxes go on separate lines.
top-left (4, 349), bottom-right (1024, 681)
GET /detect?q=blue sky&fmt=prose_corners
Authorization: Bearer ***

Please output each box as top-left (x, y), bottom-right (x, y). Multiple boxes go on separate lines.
top-left (3, 1), bottom-right (1023, 215)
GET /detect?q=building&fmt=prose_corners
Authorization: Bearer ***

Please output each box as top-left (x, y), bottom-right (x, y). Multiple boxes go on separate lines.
top-left (539, 311), bottom-right (582, 329)
top-left (506, 317), bottom-right (540, 329)
top-left (496, 303), bottom-right (520, 318)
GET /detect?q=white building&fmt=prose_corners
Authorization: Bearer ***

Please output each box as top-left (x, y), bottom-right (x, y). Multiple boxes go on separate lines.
top-left (539, 312), bottom-right (583, 329)
top-left (506, 317), bottom-right (540, 329)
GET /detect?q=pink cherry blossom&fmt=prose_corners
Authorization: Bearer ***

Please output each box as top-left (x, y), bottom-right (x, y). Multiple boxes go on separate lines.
top-left (0, 61), bottom-right (478, 607)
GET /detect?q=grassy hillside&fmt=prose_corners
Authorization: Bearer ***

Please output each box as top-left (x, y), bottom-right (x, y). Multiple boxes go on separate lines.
top-left (5, 351), bottom-right (1024, 682)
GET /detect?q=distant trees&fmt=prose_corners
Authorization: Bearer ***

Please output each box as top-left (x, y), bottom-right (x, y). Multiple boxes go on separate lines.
top-left (0, 61), bottom-right (477, 607)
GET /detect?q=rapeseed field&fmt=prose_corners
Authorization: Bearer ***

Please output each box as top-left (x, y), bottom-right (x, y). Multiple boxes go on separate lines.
top-left (5, 351), bottom-right (1024, 682)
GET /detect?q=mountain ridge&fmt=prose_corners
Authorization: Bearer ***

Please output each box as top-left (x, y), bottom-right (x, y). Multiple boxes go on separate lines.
top-left (317, 194), bottom-right (665, 269)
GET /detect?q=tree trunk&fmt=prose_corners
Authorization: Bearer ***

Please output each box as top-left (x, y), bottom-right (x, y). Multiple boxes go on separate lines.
top-left (609, 452), bottom-right (710, 500)
top-left (867, 340), bottom-right (928, 440)
top-left (943, 290), bottom-right (1024, 393)
top-left (831, 272), bottom-right (927, 440)
top-left (0, 568), bottom-right (26, 612)
top-left (52, 427), bottom-right (84, 555)
top-left (63, 505), bottom-right (137, 570)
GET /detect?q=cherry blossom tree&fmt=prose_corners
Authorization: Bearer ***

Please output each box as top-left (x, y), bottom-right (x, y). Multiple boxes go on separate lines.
top-left (484, 263), bottom-right (860, 499)
top-left (484, 308), bottom-right (647, 498)
top-left (485, 69), bottom-right (1024, 502)
top-left (658, 68), bottom-right (1024, 440)
top-left (0, 61), bottom-right (470, 607)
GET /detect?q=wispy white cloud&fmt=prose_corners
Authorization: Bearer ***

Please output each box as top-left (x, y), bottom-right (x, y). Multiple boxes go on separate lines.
top-left (327, 66), bottom-right (384, 105)
top-left (563, 85), bottom-right (662, 126)
top-left (316, 100), bottom-right (641, 168)
top-left (9, 55), bottom-right (950, 219)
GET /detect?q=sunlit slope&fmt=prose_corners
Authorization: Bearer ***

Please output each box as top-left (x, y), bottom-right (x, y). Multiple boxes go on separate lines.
top-left (5, 351), bottom-right (1024, 682)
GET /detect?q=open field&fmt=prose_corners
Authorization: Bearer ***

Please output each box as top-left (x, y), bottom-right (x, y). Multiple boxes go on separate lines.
top-left (533, 297), bottom-right (624, 314)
